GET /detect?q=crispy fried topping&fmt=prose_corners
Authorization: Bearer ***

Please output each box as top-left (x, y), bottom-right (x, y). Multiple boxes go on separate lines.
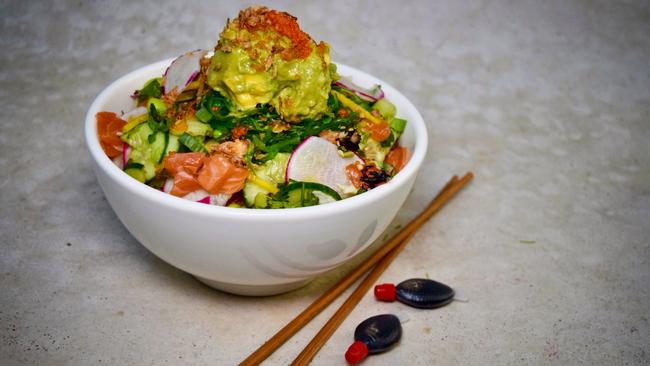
top-left (218, 6), bottom-right (314, 62)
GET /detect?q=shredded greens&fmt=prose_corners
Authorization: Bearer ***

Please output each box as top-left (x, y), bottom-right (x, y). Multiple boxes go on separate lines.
top-left (197, 90), bottom-right (358, 164)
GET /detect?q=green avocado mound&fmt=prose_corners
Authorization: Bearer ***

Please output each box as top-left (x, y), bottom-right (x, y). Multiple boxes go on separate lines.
top-left (206, 6), bottom-right (334, 122)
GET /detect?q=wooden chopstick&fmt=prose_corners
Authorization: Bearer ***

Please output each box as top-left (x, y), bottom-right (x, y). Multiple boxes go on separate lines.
top-left (239, 173), bottom-right (473, 366)
top-left (290, 172), bottom-right (473, 365)
top-left (290, 231), bottom-right (416, 365)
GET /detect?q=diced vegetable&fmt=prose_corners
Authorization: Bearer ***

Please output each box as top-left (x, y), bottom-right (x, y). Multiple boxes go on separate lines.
top-left (134, 78), bottom-right (162, 102)
top-left (179, 133), bottom-right (207, 153)
top-left (243, 153), bottom-right (289, 206)
top-left (122, 108), bottom-right (149, 133)
top-left (269, 181), bottom-right (342, 208)
top-left (286, 136), bottom-right (363, 197)
top-left (124, 167), bottom-right (146, 183)
top-left (147, 98), bottom-right (167, 115)
top-left (389, 118), bottom-right (407, 133)
top-left (164, 134), bottom-right (180, 157)
top-left (162, 50), bottom-right (207, 95)
top-left (372, 99), bottom-right (396, 119)
top-left (121, 123), bottom-right (168, 180)
top-left (185, 119), bottom-right (213, 136)
top-left (333, 76), bottom-right (384, 102)
top-left (332, 90), bottom-right (383, 125)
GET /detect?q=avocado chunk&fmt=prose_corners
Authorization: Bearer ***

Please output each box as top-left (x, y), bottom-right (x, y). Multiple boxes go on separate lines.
top-left (121, 123), bottom-right (168, 181)
top-left (206, 6), bottom-right (333, 122)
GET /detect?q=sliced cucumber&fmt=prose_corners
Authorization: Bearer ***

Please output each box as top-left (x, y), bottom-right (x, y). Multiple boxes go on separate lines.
top-left (253, 192), bottom-right (268, 208)
top-left (121, 123), bottom-right (153, 149)
top-left (282, 181), bottom-right (342, 201)
top-left (185, 119), bottom-right (212, 136)
top-left (372, 98), bottom-right (396, 119)
top-left (164, 134), bottom-right (180, 156)
top-left (243, 179), bottom-right (271, 207)
top-left (179, 133), bottom-right (206, 152)
top-left (271, 181), bottom-right (342, 208)
top-left (124, 168), bottom-right (146, 183)
top-left (243, 153), bottom-right (289, 207)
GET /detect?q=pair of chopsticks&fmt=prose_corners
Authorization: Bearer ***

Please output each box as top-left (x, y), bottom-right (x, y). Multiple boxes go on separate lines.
top-left (240, 172), bottom-right (474, 365)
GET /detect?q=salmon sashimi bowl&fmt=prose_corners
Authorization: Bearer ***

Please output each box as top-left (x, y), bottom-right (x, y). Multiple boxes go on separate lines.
top-left (95, 6), bottom-right (411, 209)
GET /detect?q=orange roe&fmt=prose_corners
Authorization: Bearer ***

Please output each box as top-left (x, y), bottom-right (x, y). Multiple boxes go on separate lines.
top-left (266, 10), bottom-right (312, 60)
top-left (239, 7), bottom-right (313, 61)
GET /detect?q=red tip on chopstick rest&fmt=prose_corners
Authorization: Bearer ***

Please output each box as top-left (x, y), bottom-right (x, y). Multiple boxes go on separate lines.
top-left (374, 278), bottom-right (455, 309)
top-left (345, 314), bottom-right (402, 364)
top-left (345, 341), bottom-right (369, 364)
top-left (374, 283), bottom-right (397, 302)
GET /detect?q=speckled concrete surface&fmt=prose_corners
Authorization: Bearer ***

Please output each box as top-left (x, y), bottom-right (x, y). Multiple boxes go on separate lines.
top-left (1, 0), bottom-right (649, 365)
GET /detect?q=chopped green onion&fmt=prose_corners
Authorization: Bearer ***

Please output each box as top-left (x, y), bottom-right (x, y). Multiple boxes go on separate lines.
top-left (195, 107), bottom-right (213, 123)
top-left (185, 120), bottom-right (212, 137)
top-left (179, 133), bottom-right (207, 152)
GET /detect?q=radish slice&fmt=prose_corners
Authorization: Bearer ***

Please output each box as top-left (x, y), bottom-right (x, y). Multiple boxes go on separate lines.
top-left (334, 76), bottom-right (384, 102)
top-left (121, 106), bottom-right (147, 120)
top-left (161, 178), bottom-right (174, 193)
top-left (162, 50), bottom-right (207, 95)
top-left (286, 136), bottom-right (363, 197)
top-left (179, 189), bottom-right (231, 206)
top-left (112, 156), bottom-right (123, 169)
top-left (209, 193), bottom-right (231, 206)
top-left (162, 180), bottom-right (232, 206)
top-left (196, 196), bottom-right (210, 204)
top-left (183, 189), bottom-right (211, 202)
top-left (111, 143), bottom-right (130, 170)
top-left (121, 143), bottom-right (131, 168)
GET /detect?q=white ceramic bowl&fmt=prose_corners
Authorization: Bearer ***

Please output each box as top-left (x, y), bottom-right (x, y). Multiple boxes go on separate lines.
top-left (84, 60), bottom-right (428, 296)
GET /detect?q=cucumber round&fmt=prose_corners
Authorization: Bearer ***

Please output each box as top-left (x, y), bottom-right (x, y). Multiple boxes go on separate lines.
top-left (278, 181), bottom-right (342, 207)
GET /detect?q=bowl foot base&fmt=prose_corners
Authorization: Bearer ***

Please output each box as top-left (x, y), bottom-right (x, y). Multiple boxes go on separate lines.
top-left (194, 276), bottom-right (313, 296)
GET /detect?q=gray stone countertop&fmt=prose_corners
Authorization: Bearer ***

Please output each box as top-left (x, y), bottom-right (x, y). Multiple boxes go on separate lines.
top-left (1, 1), bottom-right (649, 365)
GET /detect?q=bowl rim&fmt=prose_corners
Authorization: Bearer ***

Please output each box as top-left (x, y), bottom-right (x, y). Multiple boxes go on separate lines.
top-left (84, 59), bottom-right (428, 220)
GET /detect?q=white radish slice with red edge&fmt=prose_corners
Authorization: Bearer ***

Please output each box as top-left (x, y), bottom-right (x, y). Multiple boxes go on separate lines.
top-left (122, 143), bottom-right (131, 169)
top-left (286, 136), bottom-right (363, 197)
top-left (209, 193), bottom-right (231, 206)
top-left (333, 76), bottom-right (384, 102)
top-left (182, 190), bottom-right (231, 206)
top-left (112, 156), bottom-right (123, 169)
top-left (162, 184), bottom-right (231, 206)
top-left (112, 143), bottom-right (130, 170)
top-left (162, 50), bottom-right (207, 95)
top-left (121, 106), bottom-right (147, 120)
top-left (161, 178), bottom-right (174, 193)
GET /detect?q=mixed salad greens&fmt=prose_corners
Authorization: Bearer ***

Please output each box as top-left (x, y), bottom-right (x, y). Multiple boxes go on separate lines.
top-left (97, 6), bottom-right (409, 209)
